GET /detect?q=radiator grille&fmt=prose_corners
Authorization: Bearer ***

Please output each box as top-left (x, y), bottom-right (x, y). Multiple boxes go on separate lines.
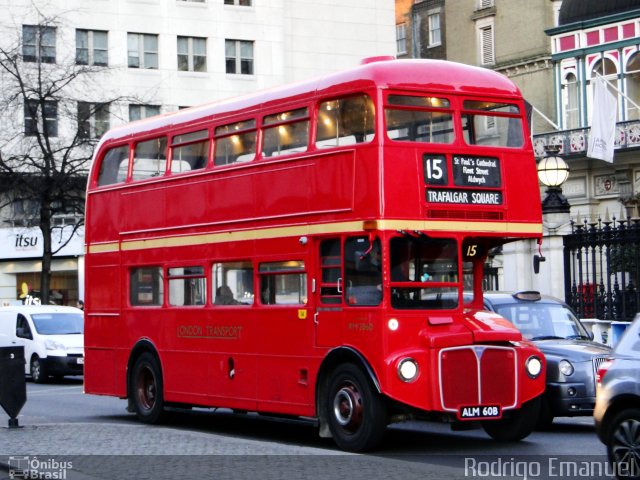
top-left (592, 356), bottom-right (609, 378)
top-left (440, 346), bottom-right (517, 411)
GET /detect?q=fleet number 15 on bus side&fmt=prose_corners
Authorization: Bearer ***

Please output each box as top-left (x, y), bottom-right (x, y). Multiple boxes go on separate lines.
top-left (83, 57), bottom-right (546, 452)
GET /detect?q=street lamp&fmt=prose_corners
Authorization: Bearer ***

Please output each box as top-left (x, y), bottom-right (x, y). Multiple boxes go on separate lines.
top-left (537, 148), bottom-right (570, 214)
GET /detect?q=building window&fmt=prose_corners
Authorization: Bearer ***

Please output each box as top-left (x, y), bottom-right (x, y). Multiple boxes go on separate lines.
top-left (22, 25), bottom-right (56, 63)
top-left (478, 23), bottom-right (495, 65)
top-left (177, 36), bottom-right (207, 72)
top-left (129, 104), bottom-right (161, 121)
top-left (625, 53), bottom-right (640, 121)
top-left (24, 100), bottom-right (58, 137)
top-left (396, 23), bottom-right (407, 55)
top-left (224, 0), bottom-right (251, 5)
top-left (11, 199), bottom-right (39, 227)
top-left (589, 58), bottom-right (619, 124)
top-left (428, 13), bottom-right (441, 47)
top-left (562, 73), bottom-right (580, 129)
top-left (78, 102), bottom-right (110, 139)
top-left (225, 39), bottom-right (254, 75)
top-left (127, 33), bottom-right (159, 69)
top-left (477, 0), bottom-right (494, 8)
top-left (76, 30), bottom-right (108, 66)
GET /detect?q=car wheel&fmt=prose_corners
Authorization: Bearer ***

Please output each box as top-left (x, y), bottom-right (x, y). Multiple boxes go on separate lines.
top-left (606, 408), bottom-right (640, 477)
top-left (325, 363), bottom-right (387, 452)
top-left (30, 355), bottom-right (47, 383)
top-left (482, 396), bottom-right (541, 441)
top-left (129, 352), bottom-right (166, 424)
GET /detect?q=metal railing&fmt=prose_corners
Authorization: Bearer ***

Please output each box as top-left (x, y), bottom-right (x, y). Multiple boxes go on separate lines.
top-left (532, 119), bottom-right (640, 157)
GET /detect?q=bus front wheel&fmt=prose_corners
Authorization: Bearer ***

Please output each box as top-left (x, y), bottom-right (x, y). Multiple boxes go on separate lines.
top-left (130, 352), bottom-right (166, 424)
top-left (325, 364), bottom-right (387, 452)
top-left (481, 396), bottom-right (541, 441)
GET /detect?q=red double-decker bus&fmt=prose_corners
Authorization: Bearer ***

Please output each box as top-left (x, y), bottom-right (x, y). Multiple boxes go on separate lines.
top-left (84, 58), bottom-right (545, 452)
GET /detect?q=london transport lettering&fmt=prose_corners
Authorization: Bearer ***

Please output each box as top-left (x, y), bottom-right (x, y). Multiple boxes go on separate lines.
top-left (177, 324), bottom-right (243, 339)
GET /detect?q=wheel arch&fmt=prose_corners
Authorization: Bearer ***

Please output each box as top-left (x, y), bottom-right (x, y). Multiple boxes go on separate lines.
top-left (600, 394), bottom-right (640, 440)
top-left (315, 346), bottom-right (381, 438)
top-left (126, 339), bottom-right (162, 400)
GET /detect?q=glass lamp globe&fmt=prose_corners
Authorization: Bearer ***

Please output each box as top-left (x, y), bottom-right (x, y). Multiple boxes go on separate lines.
top-left (537, 155), bottom-right (570, 187)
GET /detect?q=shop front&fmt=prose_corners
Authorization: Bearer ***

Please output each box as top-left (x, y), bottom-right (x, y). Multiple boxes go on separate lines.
top-left (0, 226), bottom-right (84, 306)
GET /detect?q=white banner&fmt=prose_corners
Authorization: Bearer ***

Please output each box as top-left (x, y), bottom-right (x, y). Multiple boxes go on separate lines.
top-left (587, 76), bottom-right (617, 163)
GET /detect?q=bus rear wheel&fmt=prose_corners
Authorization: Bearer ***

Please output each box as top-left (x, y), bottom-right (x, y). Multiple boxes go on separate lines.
top-left (325, 364), bottom-right (387, 452)
top-left (481, 396), bottom-right (541, 441)
top-left (130, 352), bottom-right (166, 424)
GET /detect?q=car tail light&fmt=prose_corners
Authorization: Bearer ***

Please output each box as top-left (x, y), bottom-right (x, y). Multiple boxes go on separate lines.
top-left (596, 360), bottom-right (613, 386)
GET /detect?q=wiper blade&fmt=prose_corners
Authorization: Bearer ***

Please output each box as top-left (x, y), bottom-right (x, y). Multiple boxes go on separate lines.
top-left (565, 334), bottom-right (590, 340)
top-left (531, 335), bottom-right (564, 340)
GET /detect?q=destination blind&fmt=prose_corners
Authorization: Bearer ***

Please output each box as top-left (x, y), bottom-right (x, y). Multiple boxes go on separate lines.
top-left (426, 189), bottom-right (503, 205)
top-left (452, 155), bottom-right (501, 187)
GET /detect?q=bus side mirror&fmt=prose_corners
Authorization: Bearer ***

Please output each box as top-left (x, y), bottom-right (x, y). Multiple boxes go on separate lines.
top-left (533, 254), bottom-right (545, 274)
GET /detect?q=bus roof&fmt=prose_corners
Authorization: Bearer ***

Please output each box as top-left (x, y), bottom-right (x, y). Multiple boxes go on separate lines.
top-left (97, 58), bottom-right (523, 148)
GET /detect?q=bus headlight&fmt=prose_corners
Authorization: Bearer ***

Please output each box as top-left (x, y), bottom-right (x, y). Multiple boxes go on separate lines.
top-left (397, 358), bottom-right (419, 382)
top-left (559, 359), bottom-right (574, 376)
top-left (525, 356), bottom-right (542, 378)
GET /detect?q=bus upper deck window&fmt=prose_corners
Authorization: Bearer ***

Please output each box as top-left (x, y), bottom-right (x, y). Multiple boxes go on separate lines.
top-left (262, 107), bottom-right (309, 157)
top-left (170, 130), bottom-right (209, 174)
top-left (132, 137), bottom-right (168, 181)
top-left (385, 95), bottom-right (454, 144)
top-left (316, 94), bottom-right (375, 148)
top-left (97, 145), bottom-right (130, 186)
top-left (461, 100), bottom-right (523, 148)
top-left (214, 119), bottom-right (256, 166)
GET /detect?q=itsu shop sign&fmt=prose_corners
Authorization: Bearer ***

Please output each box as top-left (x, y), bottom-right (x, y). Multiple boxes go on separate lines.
top-left (2, 227), bottom-right (84, 259)
top-left (424, 154), bottom-right (503, 205)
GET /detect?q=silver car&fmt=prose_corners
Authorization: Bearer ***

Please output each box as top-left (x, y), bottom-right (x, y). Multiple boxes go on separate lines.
top-left (594, 313), bottom-right (640, 477)
top-left (483, 291), bottom-right (611, 428)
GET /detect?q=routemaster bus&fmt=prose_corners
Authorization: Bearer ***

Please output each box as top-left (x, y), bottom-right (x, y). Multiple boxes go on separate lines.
top-left (84, 57), bottom-right (546, 452)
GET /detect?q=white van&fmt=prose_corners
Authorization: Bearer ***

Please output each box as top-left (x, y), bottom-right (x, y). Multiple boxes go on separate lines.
top-left (0, 305), bottom-right (84, 382)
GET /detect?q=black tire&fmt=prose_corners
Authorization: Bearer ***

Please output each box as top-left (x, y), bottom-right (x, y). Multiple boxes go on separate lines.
top-left (535, 396), bottom-right (555, 430)
top-left (482, 396), bottom-right (541, 441)
top-left (30, 355), bottom-right (47, 383)
top-left (606, 408), bottom-right (640, 478)
top-left (325, 363), bottom-right (387, 452)
top-left (129, 352), bottom-right (166, 424)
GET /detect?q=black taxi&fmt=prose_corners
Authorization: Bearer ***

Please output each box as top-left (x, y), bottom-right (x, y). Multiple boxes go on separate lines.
top-left (482, 291), bottom-right (611, 428)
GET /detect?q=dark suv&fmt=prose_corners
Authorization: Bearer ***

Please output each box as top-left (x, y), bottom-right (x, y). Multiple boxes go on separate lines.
top-left (482, 291), bottom-right (611, 428)
top-left (594, 314), bottom-right (640, 477)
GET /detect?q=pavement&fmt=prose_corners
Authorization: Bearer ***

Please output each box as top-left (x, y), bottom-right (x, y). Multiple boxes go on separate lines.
top-left (0, 417), bottom-right (467, 480)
